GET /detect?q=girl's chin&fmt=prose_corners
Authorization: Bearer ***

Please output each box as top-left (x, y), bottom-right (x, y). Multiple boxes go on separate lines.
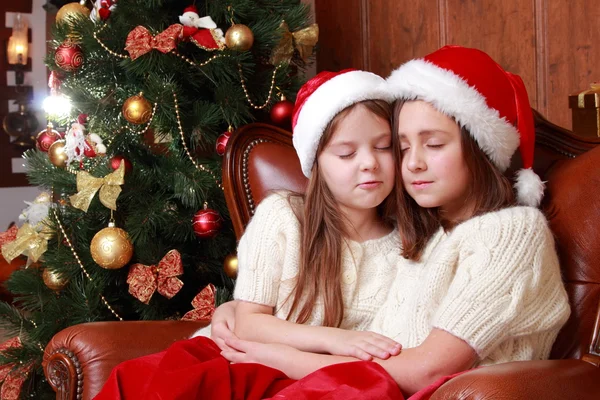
top-left (410, 196), bottom-right (441, 209)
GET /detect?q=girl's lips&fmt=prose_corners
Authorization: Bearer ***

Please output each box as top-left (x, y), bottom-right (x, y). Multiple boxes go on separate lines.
top-left (358, 181), bottom-right (383, 189)
top-left (412, 181), bottom-right (433, 189)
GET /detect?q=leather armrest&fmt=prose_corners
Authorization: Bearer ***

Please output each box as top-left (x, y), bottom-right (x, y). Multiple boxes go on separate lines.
top-left (42, 320), bottom-right (208, 400)
top-left (431, 359), bottom-right (600, 399)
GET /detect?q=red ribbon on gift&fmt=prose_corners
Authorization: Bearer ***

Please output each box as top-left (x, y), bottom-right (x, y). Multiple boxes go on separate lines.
top-left (182, 283), bottom-right (216, 321)
top-left (127, 250), bottom-right (184, 304)
top-left (125, 24), bottom-right (183, 60)
top-left (0, 337), bottom-right (32, 400)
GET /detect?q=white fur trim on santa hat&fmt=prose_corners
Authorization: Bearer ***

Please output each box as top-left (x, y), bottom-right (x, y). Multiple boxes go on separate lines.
top-left (293, 71), bottom-right (394, 177)
top-left (387, 59), bottom-right (520, 172)
top-left (514, 168), bottom-right (545, 206)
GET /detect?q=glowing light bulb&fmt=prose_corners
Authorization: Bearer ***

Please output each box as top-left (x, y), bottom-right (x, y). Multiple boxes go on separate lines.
top-left (43, 94), bottom-right (72, 118)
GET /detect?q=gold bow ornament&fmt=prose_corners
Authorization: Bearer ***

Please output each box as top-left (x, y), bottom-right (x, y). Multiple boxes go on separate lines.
top-left (127, 250), bottom-right (184, 304)
top-left (270, 21), bottom-right (319, 65)
top-left (1, 223), bottom-right (51, 264)
top-left (70, 160), bottom-right (125, 212)
top-left (125, 24), bottom-right (183, 61)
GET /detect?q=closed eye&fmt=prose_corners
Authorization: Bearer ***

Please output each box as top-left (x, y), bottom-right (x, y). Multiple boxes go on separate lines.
top-left (375, 145), bottom-right (392, 150)
top-left (427, 144), bottom-right (444, 149)
top-left (339, 152), bottom-right (355, 159)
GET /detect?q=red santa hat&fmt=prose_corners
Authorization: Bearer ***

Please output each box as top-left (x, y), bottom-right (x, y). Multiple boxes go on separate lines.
top-left (387, 45), bottom-right (543, 207)
top-left (292, 69), bottom-right (393, 177)
top-left (182, 5), bottom-right (198, 16)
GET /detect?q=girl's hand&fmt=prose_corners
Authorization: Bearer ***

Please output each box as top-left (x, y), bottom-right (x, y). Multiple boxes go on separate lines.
top-left (221, 338), bottom-right (297, 367)
top-left (210, 301), bottom-right (239, 351)
top-left (324, 330), bottom-right (402, 361)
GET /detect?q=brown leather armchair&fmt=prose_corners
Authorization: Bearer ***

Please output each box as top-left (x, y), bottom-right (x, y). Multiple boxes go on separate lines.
top-left (43, 117), bottom-right (600, 399)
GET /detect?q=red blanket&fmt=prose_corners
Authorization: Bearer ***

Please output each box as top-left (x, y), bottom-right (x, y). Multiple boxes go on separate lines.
top-left (94, 337), bottom-right (459, 400)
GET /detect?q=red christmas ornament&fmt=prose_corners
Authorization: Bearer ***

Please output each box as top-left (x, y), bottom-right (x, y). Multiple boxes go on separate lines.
top-left (192, 203), bottom-right (223, 239)
top-left (270, 95), bottom-right (294, 127)
top-left (36, 123), bottom-right (63, 152)
top-left (54, 39), bottom-right (84, 72)
top-left (110, 155), bottom-right (133, 172)
top-left (215, 127), bottom-right (233, 156)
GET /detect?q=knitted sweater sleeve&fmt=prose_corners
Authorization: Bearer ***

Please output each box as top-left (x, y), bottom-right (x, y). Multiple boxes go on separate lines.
top-left (432, 207), bottom-right (571, 359)
top-left (233, 193), bottom-right (299, 307)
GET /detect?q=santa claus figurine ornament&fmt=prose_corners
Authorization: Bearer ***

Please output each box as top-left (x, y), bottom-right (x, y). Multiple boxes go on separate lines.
top-left (90, 0), bottom-right (117, 21)
top-left (179, 5), bottom-right (226, 51)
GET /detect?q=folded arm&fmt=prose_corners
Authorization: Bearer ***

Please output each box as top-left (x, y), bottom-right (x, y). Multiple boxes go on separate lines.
top-left (224, 328), bottom-right (476, 397)
top-left (234, 300), bottom-right (400, 360)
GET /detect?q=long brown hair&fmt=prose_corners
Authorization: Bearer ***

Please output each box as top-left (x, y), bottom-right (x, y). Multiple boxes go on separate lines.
top-left (392, 100), bottom-right (515, 261)
top-left (285, 99), bottom-right (395, 327)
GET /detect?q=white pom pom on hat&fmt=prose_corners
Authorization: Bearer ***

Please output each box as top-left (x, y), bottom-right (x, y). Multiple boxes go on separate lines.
top-left (387, 45), bottom-right (544, 207)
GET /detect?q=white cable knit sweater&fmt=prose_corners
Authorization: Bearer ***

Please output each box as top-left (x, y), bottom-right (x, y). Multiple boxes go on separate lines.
top-left (369, 206), bottom-right (571, 365)
top-left (233, 193), bottom-right (401, 331)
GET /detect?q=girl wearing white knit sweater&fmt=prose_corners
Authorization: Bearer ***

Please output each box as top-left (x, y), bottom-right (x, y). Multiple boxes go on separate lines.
top-left (217, 69), bottom-right (408, 362)
top-left (218, 46), bottom-right (571, 397)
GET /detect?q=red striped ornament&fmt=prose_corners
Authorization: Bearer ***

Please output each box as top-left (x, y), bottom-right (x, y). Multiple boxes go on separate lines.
top-left (192, 204), bottom-right (222, 238)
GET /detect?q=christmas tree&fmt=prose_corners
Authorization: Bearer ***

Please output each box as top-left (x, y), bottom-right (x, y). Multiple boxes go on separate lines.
top-left (0, 0), bottom-right (316, 397)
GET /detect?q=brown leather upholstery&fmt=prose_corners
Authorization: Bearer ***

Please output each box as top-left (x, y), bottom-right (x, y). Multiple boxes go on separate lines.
top-left (43, 321), bottom-right (207, 400)
top-left (222, 123), bottom-right (307, 238)
top-left (43, 115), bottom-right (600, 399)
top-left (543, 145), bottom-right (600, 360)
top-left (429, 359), bottom-right (600, 400)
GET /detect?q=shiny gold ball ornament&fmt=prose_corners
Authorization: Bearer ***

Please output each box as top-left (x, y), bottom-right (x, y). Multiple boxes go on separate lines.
top-left (90, 222), bottom-right (134, 269)
top-left (48, 140), bottom-right (68, 168)
top-left (223, 254), bottom-right (238, 279)
top-left (43, 269), bottom-right (69, 291)
top-left (56, 1), bottom-right (90, 26)
top-left (225, 24), bottom-right (254, 51)
top-left (122, 93), bottom-right (153, 125)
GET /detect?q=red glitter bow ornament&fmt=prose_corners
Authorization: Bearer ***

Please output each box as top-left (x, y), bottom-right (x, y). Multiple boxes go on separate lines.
top-left (0, 226), bottom-right (18, 250)
top-left (182, 283), bottom-right (216, 321)
top-left (125, 24), bottom-right (183, 60)
top-left (127, 250), bottom-right (184, 304)
top-left (0, 337), bottom-right (33, 400)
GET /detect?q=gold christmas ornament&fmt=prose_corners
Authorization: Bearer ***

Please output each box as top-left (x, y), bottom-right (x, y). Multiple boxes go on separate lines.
top-left (34, 192), bottom-right (52, 204)
top-left (56, 1), bottom-right (91, 26)
top-left (43, 268), bottom-right (68, 291)
top-left (223, 254), bottom-right (238, 279)
top-left (225, 24), bottom-right (254, 51)
top-left (90, 222), bottom-right (133, 269)
top-left (48, 140), bottom-right (68, 168)
top-left (122, 93), bottom-right (153, 125)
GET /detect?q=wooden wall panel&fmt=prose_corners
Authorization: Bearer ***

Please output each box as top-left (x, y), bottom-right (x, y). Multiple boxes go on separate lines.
top-left (366, 0), bottom-right (440, 77)
top-left (547, 0), bottom-right (600, 128)
top-left (315, 0), bottom-right (364, 71)
top-left (315, 0), bottom-right (599, 129)
top-left (443, 0), bottom-right (538, 111)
